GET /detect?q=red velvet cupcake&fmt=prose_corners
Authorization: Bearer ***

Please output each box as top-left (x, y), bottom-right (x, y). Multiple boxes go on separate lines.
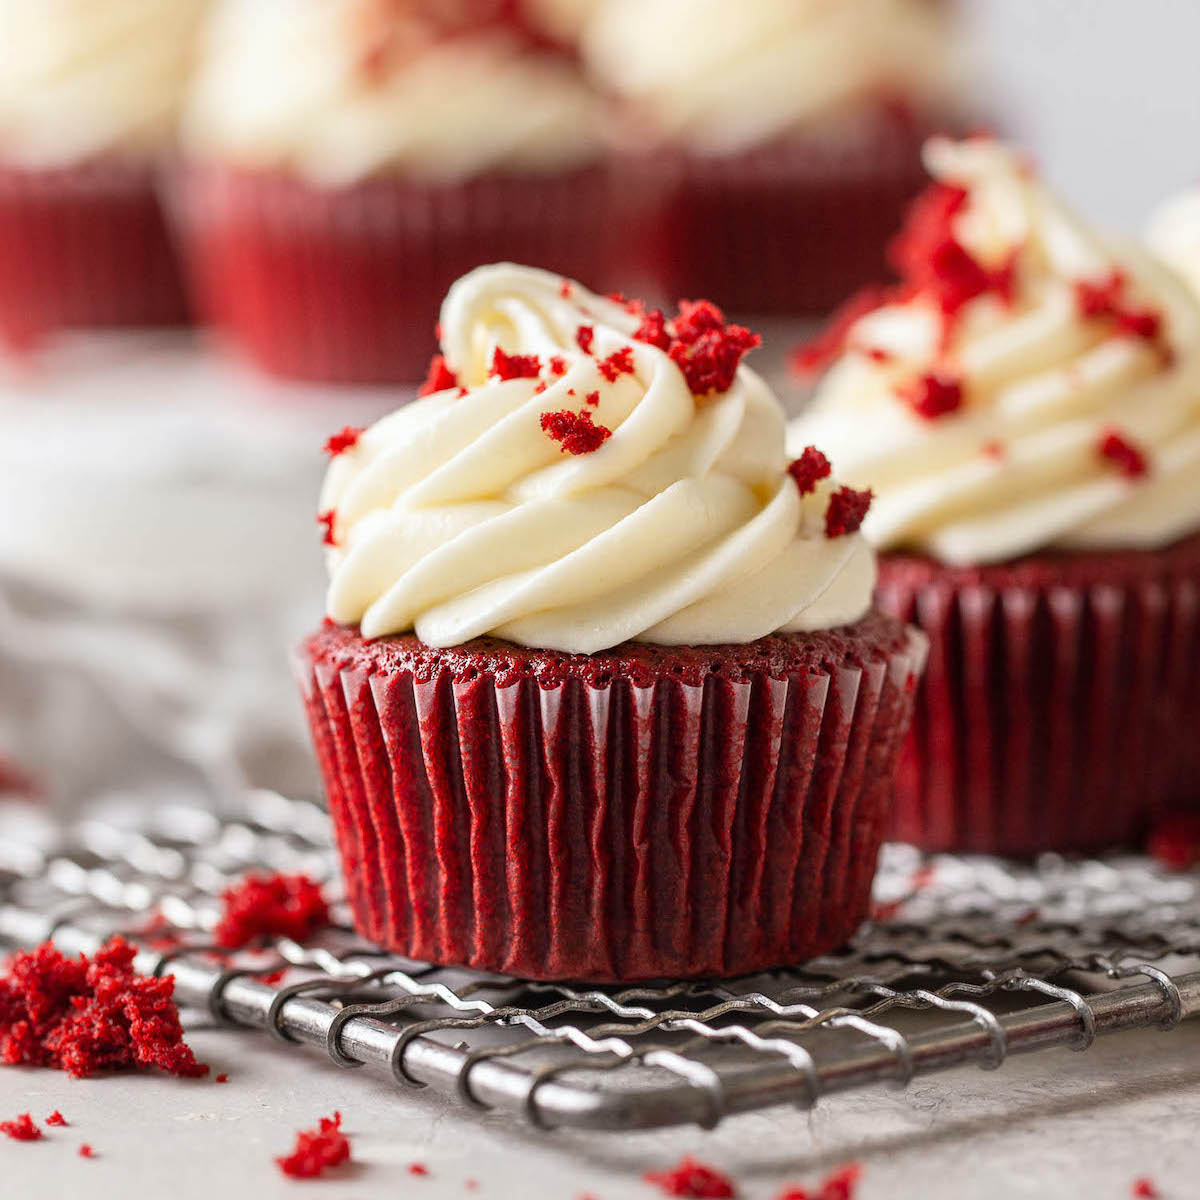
top-left (0, 2), bottom-right (205, 348)
top-left (176, 0), bottom-right (659, 384)
top-left (295, 264), bottom-right (925, 980)
top-left (791, 137), bottom-right (1200, 855)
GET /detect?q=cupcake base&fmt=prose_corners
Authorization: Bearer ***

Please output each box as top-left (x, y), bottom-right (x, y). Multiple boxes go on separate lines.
top-left (0, 158), bottom-right (190, 348)
top-left (296, 616), bottom-right (925, 982)
top-left (877, 534), bottom-right (1200, 856)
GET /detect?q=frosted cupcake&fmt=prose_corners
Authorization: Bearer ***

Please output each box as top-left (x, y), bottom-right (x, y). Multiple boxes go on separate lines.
top-left (791, 138), bottom-right (1200, 855)
top-left (580, 0), bottom-right (965, 315)
top-left (0, 0), bottom-right (206, 347)
top-left (296, 262), bottom-right (926, 981)
top-left (177, 0), bottom-right (652, 384)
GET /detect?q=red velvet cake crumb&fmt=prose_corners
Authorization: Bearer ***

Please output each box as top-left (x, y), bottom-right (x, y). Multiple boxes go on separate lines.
top-left (418, 353), bottom-right (458, 397)
top-left (213, 872), bottom-right (329, 950)
top-left (1147, 812), bottom-right (1200, 871)
top-left (667, 300), bottom-right (760, 395)
top-left (0, 937), bottom-right (207, 1080)
top-left (575, 324), bottom-right (594, 354)
top-left (597, 346), bottom-right (636, 383)
top-left (775, 1163), bottom-right (863, 1200)
top-left (790, 285), bottom-right (894, 376)
top-left (788, 446), bottom-right (833, 495)
top-left (1, 1114), bottom-right (41, 1141)
top-left (78, 1143), bottom-right (95, 1159)
top-left (276, 1112), bottom-right (351, 1180)
top-left (45, 1110), bottom-right (67, 1126)
top-left (490, 346), bottom-right (541, 381)
top-left (900, 371), bottom-right (964, 419)
top-left (1097, 429), bottom-right (1149, 479)
top-left (1075, 271), bottom-right (1165, 345)
top-left (409, 1162), bottom-right (430, 1176)
top-left (215, 1072), bottom-right (229, 1083)
top-left (540, 409), bottom-right (613, 455)
top-left (1132, 1178), bottom-right (1160, 1199)
top-left (825, 486), bottom-right (874, 538)
top-left (633, 308), bottom-right (672, 350)
top-left (558, 278), bottom-right (572, 299)
top-left (548, 355), bottom-right (568, 377)
top-left (317, 509), bottom-right (338, 548)
top-left (584, 390), bottom-right (600, 406)
top-left (645, 1156), bottom-right (736, 1198)
top-left (323, 426), bottom-right (365, 457)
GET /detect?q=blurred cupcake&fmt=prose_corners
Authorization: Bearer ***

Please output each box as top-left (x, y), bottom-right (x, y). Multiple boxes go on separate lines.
top-left (1148, 184), bottom-right (1200, 302)
top-left (177, 0), bottom-right (653, 385)
top-left (0, 1), bottom-right (206, 347)
top-left (790, 137), bottom-right (1200, 855)
top-left (580, 0), bottom-right (965, 315)
top-left (296, 262), bottom-right (925, 981)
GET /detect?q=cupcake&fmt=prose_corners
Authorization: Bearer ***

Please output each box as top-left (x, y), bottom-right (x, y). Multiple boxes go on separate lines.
top-left (0, 0), bottom-right (206, 348)
top-left (295, 262), bottom-right (926, 981)
top-left (1148, 184), bottom-right (1200, 303)
top-left (579, 0), bottom-right (965, 315)
top-left (176, 0), bottom-right (651, 385)
top-left (790, 137), bottom-right (1200, 855)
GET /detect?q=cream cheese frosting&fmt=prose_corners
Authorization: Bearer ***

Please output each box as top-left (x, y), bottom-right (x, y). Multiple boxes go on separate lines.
top-left (182, 0), bottom-right (607, 186)
top-left (581, 0), bottom-right (957, 155)
top-left (0, 0), bottom-right (209, 168)
top-left (1148, 185), bottom-right (1200, 305)
top-left (789, 137), bottom-right (1200, 566)
top-left (320, 263), bottom-right (876, 652)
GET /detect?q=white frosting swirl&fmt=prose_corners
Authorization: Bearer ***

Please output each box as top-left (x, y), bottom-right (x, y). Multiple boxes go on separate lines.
top-left (790, 138), bottom-right (1200, 566)
top-left (1148, 186), bottom-right (1200, 305)
top-left (0, 0), bottom-right (209, 167)
top-left (321, 263), bottom-right (875, 652)
top-left (183, 0), bottom-right (607, 185)
top-left (581, 0), bottom-right (957, 155)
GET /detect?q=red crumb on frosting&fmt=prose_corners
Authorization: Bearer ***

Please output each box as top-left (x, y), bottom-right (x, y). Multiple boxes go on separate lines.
top-left (1, 1114), bottom-right (41, 1141)
top-left (1133, 1178), bottom-right (1161, 1198)
top-left (79, 1144), bottom-right (95, 1159)
top-left (790, 285), bottom-right (895, 376)
top-left (409, 1162), bottom-right (430, 1176)
top-left (418, 353), bottom-right (458, 398)
top-left (0, 937), bottom-right (207, 1080)
top-left (1075, 271), bottom-right (1166, 345)
top-left (633, 309), bottom-right (672, 350)
top-left (323, 426), bottom-right (365, 457)
top-left (540, 409), bottom-right (613, 455)
top-left (558, 278), bottom-right (572, 299)
top-left (215, 1073), bottom-right (229, 1083)
top-left (900, 371), bottom-right (964, 420)
top-left (584, 390), bottom-right (600, 406)
top-left (788, 446), bottom-right (833, 496)
top-left (1147, 812), bottom-right (1200, 871)
top-left (645, 1156), bottom-right (736, 1198)
top-left (575, 324), bottom-right (595, 354)
top-left (825, 486), bottom-right (874, 539)
top-left (667, 300), bottom-right (761, 395)
top-left (490, 346), bottom-right (542, 381)
top-left (45, 1111), bottom-right (67, 1127)
top-left (774, 1163), bottom-right (863, 1200)
top-left (597, 346), bottom-right (636, 383)
top-left (276, 1113), bottom-right (350, 1180)
top-left (548, 355), bottom-right (568, 377)
top-left (1097, 429), bottom-right (1149, 479)
top-left (317, 510), bottom-right (338, 548)
top-left (213, 872), bottom-right (329, 950)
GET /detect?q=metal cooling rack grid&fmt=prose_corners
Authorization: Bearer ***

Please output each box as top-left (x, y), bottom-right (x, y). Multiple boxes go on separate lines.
top-left (1, 790), bottom-right (1197, 1133)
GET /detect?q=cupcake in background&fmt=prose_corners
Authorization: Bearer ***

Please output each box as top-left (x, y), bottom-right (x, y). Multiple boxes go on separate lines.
top-left (297, 262), bottom-right (925, 981)
top-left (1148, 184), bottom-right (1200, 302)
top-left (177, 0), bottom-right (653, 385)
top-left (790, 137), bottom-right (1200, 855)
top-left (580, 0), bottom-right (966, 316)
top-left (0, 0), bottom-right (207, 348)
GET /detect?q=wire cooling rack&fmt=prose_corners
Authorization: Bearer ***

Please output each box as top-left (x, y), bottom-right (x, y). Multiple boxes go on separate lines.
top-left (1, 790), bottom-right (1198, 1133)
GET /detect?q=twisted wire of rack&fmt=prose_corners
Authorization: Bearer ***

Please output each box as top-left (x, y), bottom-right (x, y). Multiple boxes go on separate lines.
top-left (1, 790), bottom-right (1197, 1132)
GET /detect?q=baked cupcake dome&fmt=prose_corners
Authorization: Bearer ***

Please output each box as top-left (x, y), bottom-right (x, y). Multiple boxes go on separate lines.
top-left (791, 137), bottom-right (1200, 855)
top-left (297, 264), bottom-right (925, 980)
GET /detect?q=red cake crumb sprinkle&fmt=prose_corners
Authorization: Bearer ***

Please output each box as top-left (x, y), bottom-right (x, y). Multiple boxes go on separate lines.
top-left (584, 390), bottom-right (600, 406)
top-left (78, 1144), bottom-right (95, 1159)
top-left (865, 347), bottom-right (893, 363)
top-left (322, 426), bottom-right (365, 457)
top-left (548, 355), bottom-right (568, 377)
top-left (645, 1156), bottom-right (736, 1198)
top-left (900, 371), bottom-right (964, 420)
top-left (788, 446), bottom-right (833, 496)
top-left (489, 347), bottom-right (542, 381)
top-left (45, 1111), bottom-right (67, 1127)
top-left (1097, 429), bottom-right (1149, 479)
top-left (1075, 271), bottom-right (1166, 345)
top-left (533, 381), bottom-right (548, 395)
top-left (0, 937), bottom-right (207, 1080)
top-left (775, 1163), bottom-right (863, 1200)
top-left (1, 1114), bottom-right (41, 1141)
top-left (1147, 812), bottom-right (1200, 871)
top-left (633, 308), bottom-right (672, 350)
top-left (215, 1073), bottom-right (229, 1083)
top-left (790, 285), bottom-right (894, 376)
top-left (213, 872), bottom-right (329, 950)
top-left (1133, 1178), bottom-right (1161, 1198)
top-left (540, 409), bottom-right (613, 455)
top-left (575, 324), bottom-right (595, 354)
top-left (825, 486), bottom-right (874, 539)
top-left (559, 279), bottom-right (572, 299)
top-left (409, 1162), bottom-right (430, 1176)
top-left (597, 346), bottom-right (636, 383)
top-left (317, 510), bottom-right (338, 548)
top-left (418, 353), bottom-right (458, 397)
top-left (276, 1112), bottom-right (350, 1180)
top-left (667, 300), bottom-right (761, 396)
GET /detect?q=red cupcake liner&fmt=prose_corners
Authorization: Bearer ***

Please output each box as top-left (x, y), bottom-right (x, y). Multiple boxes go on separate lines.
top-left (0, 158), bottom-right (190, 348)
top-left (295, 618), bottom-right (926, 982)
top-left (876, 533), bottom-right (1200, 856)
top-left (173, 160), bottom-right (665, 385)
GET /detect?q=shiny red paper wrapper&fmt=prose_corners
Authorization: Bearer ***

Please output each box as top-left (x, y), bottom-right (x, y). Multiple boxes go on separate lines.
top-left (296, 617), bottom-right (926, 982)
top-left (0, 158), bottom-right (189, 348)
top-left (877, 533), bottom-right (1200, 856)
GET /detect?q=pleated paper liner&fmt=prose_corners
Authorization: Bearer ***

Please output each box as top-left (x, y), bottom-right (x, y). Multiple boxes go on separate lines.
top-left (173, 158), bottom-right (667, 386)
top-left (877, 532), bottom-right (1200, 856)
top-left (296, 617), bottom-right (927, 983)
top-left (0, 158), bottom-right (190, 350)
